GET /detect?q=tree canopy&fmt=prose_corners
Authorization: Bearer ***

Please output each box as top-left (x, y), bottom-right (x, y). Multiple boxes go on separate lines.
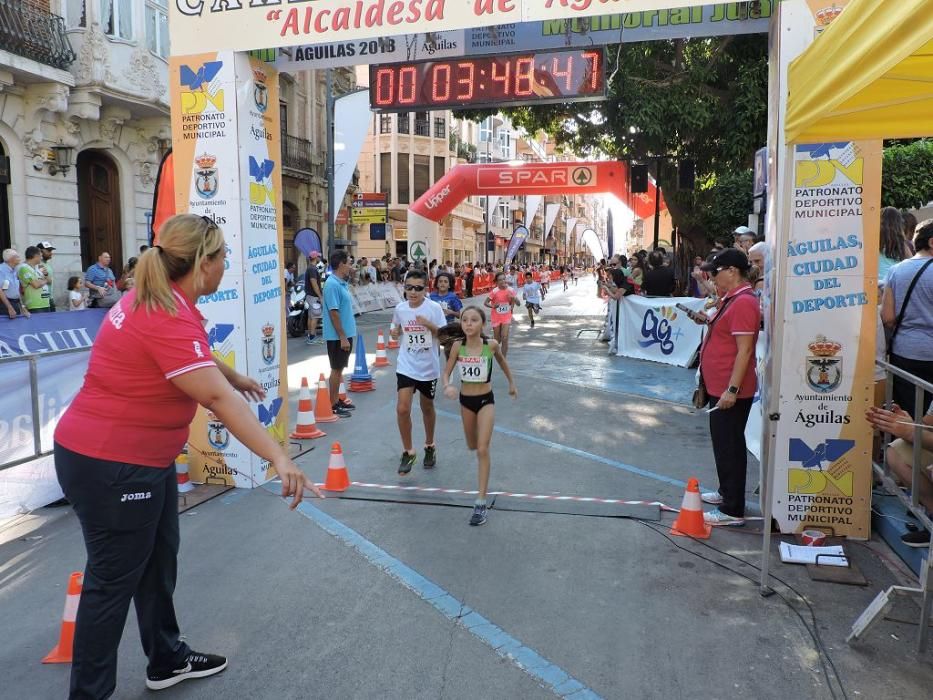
top-left (489, 34), bottom-right (770, 245)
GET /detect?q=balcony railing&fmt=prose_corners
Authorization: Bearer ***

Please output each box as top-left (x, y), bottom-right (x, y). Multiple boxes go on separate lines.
top-left (0, 0), bottom-right (76, 70)
top-left (281, 134), bottom-right (312, 174)
top-left (414, 119), bottom-right (430, 137)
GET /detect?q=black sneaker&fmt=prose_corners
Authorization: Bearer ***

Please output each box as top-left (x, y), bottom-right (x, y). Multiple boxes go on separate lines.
top-left (423, 445), bottom-right (437, 469)
top-left (398, 451), bottom-right (416, 475)
top-left (901, 530), bottom-right (931, 548)
top-left (469, 504), bottom-right (487, 526)
top-left (336, 399), bottom-right (356, 411)
top-left (530, 319), bottom-right (535, 328)
top-left (332, 404), bottom-right (352, 417)
top-left (146, 651), bottom-right (227, 690)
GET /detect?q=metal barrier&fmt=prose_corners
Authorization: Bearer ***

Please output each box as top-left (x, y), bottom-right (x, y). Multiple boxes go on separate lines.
top-left (847, 359), bottom-right (932, 652)
top-left (0, 346), bottom-right (90, 474)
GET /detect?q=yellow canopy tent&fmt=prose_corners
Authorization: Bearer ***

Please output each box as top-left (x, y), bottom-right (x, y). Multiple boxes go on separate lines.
top-left (785, 0), bottom-right (933, 143)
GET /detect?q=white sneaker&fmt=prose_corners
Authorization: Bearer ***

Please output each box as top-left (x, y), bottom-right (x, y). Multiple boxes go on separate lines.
top-left (700, 491), bottom-right (723, 505)
top-left (703, 509), bottom-right (745, 527)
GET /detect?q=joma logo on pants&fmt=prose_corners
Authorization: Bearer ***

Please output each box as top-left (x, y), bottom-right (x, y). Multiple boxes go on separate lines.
top-left (121, 492), bottom-right (152, 502)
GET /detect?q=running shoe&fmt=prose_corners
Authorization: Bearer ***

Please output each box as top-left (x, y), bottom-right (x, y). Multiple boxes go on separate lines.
top-left (702, 509), bottom-right (745, 527)
top-left (901, 530), bottom-right (931, 548)
top-left (305, 335), bottom-right (323, 345)
top-left (530, 319), bottom-right (535, 328)
top-left (146, 651), bottom-right (227, 691)
top-left (469, 504), bottom-right (487, 526)
top-left (700, 491), bottom-right (723, 505)
top-left (423, 445), bottom-right (437, 469)
top-left (335, 399), bottom-right (356, 411)
top-left (398, 451), bottom-right (416, 475)
top-left (332, 405), bottom-right (352, 417)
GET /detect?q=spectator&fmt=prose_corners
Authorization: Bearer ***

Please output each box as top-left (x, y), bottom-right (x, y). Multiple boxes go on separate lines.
top-left (67, 275), bottom-right (88, 310)
top-left (866, 400), bottom-right (933, 547)
top-left (464, 263), bottom-right (474, 297)
top-left (733, 226), bottom-right (756, 253)
top-left (689, 255), bottom-right (708, 298)
top-left (283, 262), bottom-right (295, 291)
top-left (903, 211), bottom-right (917, 256)
top-left (86, 252), bottom-right (119, 308)
top-left (642, 250), bottom-right (675, 296)
top-left (747, 242), bottom-right (768, 295)
top-left (696, 248), bottom-right (760, 526)
top-left (628, 256), bottom-right (645, 294)
top-left (879, 207), bottom-right (909, 282)
top-left (321, 250), bottom-right (356, 416)
top-left (18, 246), bottom-right (51, 313)
top-left (304, 251), bottom-right (324, 345)
top-left (361, 257), bottom-right (377, 285)
top-left (36, 241), bottom-right (57, 311)
top-left (0, 248), bottom-right (27, 318)
top-left (117, 257), bottom-right (138, 292)
top-left (882, 219), bottom-right (933, 413)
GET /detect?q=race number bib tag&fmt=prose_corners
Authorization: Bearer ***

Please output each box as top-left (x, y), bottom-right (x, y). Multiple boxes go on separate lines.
top-left (459, 356), bottom-right (484, 382)
top-left (496, 304), bottom-right (511, 314)
top-left (406, 328), bottom-right (429, 349)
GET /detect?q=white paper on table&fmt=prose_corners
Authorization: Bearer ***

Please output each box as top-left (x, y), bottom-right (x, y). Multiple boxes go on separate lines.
top-left (779, 542), bottom-right (849, 567)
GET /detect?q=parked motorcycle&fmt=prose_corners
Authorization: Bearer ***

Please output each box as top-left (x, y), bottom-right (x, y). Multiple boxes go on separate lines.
top-left (286, 283), bottom-right (308, 338)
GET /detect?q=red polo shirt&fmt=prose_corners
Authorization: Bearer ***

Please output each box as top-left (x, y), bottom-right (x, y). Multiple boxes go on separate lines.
top-left (55, 287), bottom-right (216, 467)
top-left (699, 285), bottom-right (760, 399)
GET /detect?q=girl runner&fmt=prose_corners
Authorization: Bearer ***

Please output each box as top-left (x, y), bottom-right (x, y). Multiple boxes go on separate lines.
top-left (429, 272), bottom-right (463, 322)
top-left (484, 272), bottom-right (519, 356)
top-left (441, 306), bottom-right (518, 526)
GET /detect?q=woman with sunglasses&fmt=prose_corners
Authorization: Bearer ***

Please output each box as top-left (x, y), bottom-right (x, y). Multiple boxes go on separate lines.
top-left (53, 214), bottom-right (319, 699)
top-left (694, 248), bottom-right (760, 527)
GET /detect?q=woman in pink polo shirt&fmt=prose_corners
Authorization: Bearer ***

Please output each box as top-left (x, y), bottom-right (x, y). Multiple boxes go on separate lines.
top-left (54, 214), bottom-right (320, 699)
top-left (694, 248), bottom-right (761, 527)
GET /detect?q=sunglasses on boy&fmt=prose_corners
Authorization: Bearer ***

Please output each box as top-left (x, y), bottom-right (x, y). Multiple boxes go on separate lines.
top-left (405, 284), bottom-right (426, 292)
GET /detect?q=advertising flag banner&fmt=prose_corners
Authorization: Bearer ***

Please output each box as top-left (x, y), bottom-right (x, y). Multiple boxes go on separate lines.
top-left (168, 0), bottom-right (711, 56)
top-left (505, 225), bottom-right (529, 265)
top-left (544, 203), bottom-right (560, 237)
top-left (170, 52), bottom-right (288, 489)
top-left (615, 296), bottom-right (707, 368)
top-left (334, 90), bottom-right (374, 219)
top-left (769, 140), bottom-right (881, 538)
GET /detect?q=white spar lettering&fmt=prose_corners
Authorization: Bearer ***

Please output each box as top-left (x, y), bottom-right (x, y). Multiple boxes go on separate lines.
top-left (496, 169), bottom-right (568, 186)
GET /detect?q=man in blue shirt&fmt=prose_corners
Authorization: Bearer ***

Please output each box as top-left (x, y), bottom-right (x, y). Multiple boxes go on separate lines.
top-left (0, 248), bottom-right (27, 318)
top-left (322, 250), bottom-right (357, 416)
top-left (85, 252), bottom-right (118, 307)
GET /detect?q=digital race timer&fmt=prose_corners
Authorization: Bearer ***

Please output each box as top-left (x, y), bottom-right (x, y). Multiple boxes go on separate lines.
top-left (369, 48), bottom-right (606, 112)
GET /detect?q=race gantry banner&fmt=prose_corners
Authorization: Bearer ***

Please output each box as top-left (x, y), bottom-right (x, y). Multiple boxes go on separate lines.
top-left (274, 4), bottom-right (771, 71)
top-left (170, 52), bottom-right (289, 489)
top-left (169, 0), bottom-right (712, 55)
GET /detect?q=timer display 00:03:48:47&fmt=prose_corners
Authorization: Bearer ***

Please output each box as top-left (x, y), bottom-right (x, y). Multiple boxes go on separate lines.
top-left (369, 48), bottom-right (606, 112)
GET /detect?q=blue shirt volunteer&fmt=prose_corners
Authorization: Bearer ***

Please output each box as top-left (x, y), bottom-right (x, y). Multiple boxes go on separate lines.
top-left (322, 274), bottom-right (357, 341)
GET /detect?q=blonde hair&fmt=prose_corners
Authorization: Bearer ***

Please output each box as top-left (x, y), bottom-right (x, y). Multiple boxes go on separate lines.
top-left (133, 214), bottom-right (225, 314)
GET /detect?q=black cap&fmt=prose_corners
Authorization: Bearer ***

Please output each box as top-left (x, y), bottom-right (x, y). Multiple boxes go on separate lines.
top-left (700, 248), bottom-right (751, 273)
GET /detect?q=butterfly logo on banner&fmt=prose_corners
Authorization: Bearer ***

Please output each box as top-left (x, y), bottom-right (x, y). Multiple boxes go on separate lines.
top-left (257, 397), bottom-right (286, 443)
top-left (249, 157), bottom-right (276, 206)
top-left (207, 322), bottom-right (236, 369)
top-left (179, 61), bottom-right (224, 115)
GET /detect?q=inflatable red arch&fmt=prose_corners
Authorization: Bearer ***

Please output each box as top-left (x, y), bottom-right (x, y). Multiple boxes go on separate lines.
top-left (407, 161), bottom-right (663, 260)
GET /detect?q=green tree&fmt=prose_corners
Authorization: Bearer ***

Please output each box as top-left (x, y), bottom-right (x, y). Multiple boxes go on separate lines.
top-left (491, 35), bottom-right (769, 248)
top-left (881, 140), bottom-right (933, 210)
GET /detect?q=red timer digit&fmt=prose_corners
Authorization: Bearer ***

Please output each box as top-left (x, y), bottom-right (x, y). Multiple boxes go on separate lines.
top-left (369, 48), bottom-right (606, 112)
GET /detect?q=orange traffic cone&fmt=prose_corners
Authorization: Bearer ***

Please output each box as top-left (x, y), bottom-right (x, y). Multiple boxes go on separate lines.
top-left (387, 323), bottom-right (400, 349)
top-left (42, 572), bottom-right (83, 663)
top-left (313, 373), bottom-right (339, 423)
top-left (175, 449), bottom-right (194, 493)
top-left (322, 442), bottom-right (351, 491)
top-left (338, 381), bottom-right (353, 407)
top-left (373, 330), bottom-right (391, 368)
top-left (291, 377), bottom-right (326, 438)
top-left (670, 477), bottom-right (712, 539)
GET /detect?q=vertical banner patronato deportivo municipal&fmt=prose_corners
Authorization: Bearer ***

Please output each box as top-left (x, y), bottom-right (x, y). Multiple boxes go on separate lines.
top-left (169, 52), bottom-right (288, 489)
top-left (770, 141), bottom-right (881, 538)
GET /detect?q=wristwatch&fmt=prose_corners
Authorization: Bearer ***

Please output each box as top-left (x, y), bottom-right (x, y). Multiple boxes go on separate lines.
top-left (727, 385), bottom-right (740, 395)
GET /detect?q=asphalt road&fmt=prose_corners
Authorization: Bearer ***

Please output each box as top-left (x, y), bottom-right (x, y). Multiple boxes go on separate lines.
top-left (3, 278), bottom-right (931, 699)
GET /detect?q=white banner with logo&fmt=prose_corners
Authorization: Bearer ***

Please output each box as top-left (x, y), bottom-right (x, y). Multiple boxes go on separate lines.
top-left (169, 1), bottom-right (710, 56)
top-left (615, 296), bottom-right (707, 368)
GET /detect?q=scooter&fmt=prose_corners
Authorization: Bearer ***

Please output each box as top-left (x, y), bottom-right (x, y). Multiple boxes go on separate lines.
top-left (286, 283), bottom-right (308, 338)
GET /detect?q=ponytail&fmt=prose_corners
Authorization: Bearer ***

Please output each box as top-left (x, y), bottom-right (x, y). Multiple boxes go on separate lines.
top-left (437, 306), bottom-right (487, 354)
top-left (134, 214), bottom-right (225, 314)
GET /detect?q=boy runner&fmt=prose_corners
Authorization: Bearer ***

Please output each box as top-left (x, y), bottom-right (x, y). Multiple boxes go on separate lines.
top-left (390, 269), bottom-right (448, 474)
top-left (522, 272), bottom-right (542, 328)
top-left (539, 267), bottom-right (550, 299)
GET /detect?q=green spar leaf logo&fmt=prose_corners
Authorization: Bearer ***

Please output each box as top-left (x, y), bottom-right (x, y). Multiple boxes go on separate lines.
top-left (410, 241), bottom-right (427, 260)
top-left (572, 167), bottom-right (593, 186)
